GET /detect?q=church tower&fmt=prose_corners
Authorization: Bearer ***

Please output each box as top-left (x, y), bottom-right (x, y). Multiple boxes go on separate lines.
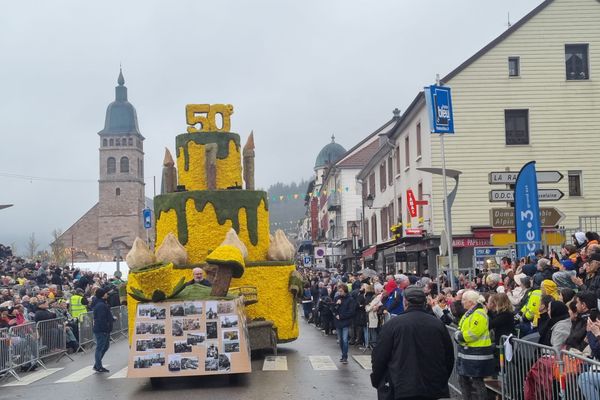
top-left (97, 69), bottom-right (146, 251)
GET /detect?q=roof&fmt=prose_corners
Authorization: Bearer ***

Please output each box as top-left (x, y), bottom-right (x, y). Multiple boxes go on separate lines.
top-left (314, 135), bottom-right (347, 169)
top-left (441, 0), bottom-right (554, 83)
top-left (98, 69), bottom-right (143, 137)
top-left (337, 140), bottom-right (381, 168)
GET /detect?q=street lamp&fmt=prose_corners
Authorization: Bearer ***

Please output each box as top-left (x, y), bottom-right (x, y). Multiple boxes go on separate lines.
top-left (351, 221), bottom-right (360, 272)
top-left (111, 235), bottom-right (127, 275)
top-left (365, 194), bottom-right (383, 209)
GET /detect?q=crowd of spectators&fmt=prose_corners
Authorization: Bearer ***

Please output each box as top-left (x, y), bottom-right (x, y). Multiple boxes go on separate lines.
top-left (0, 243), bottom-right (124, 361)
top-left (300, 231), bottom-right (600, 399)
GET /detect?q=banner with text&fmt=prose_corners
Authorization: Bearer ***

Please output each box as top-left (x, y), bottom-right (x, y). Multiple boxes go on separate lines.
top-left (514, 161), bottom-right (542, 259)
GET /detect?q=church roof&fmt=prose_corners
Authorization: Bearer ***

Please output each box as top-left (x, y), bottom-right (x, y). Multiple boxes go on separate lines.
top-left (98, 69), bottom-right (142, 137)
top-left (314, 135), bottom-right (346, 169)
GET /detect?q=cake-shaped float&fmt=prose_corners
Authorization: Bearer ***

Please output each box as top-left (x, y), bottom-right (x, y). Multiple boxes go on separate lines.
top-left (127, 104), bottom-right (301, 343)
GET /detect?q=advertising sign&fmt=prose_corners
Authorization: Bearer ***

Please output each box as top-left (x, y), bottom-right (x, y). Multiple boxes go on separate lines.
top-left (424, 85), bottom-right (455, 134)
top-left (514, 161), bottom-right (542, 258)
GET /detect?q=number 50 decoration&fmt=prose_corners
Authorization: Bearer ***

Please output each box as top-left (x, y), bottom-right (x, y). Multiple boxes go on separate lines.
top-left (186, 104), bottom-right (234, 133)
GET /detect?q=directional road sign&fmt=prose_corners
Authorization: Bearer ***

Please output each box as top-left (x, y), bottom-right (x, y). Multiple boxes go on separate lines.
top-left (489, 207), bottom-right (566, 228)
top-left (488, 171), bottom-right (563, 185)
top-left (489, 189), bottom-right (564, 202)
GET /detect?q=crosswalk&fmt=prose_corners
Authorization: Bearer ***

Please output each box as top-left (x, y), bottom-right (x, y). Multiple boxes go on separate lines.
top-left (2, 355), bottom-right (371, 387)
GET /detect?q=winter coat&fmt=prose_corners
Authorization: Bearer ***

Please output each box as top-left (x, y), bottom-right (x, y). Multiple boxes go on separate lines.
top-left (365, 293), bottom-right (383, 328)
top-left (524, 357), bottom-right (555, 400)
top-left (92, 298), bottom-right (113, 334)
top-left (489, 311), bottom-right (516, 345)
top-left (356, 292), bottom-right (373, 327)
top-left (533, 267), bottom-right (557, 288)
top-left (507, 286), bottom-right (526, 307)
top-left (385, 288), bottom-right (404, 315)
top-left (370, 307), bottom-right (454, 399)
top-left (333, 295), bottom-right (356, 329)
top-left (550, 319), bottom-right (571, 353)
top-left (583, 272), bottom-right (600, 298)
top-left (565, 313), bottom-right (589, 351)
top-left (34, 309), bottom-right (56, 323)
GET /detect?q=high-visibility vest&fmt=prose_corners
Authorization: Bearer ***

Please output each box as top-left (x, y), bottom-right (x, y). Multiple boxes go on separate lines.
top-left (521, 289), bottom-right (541, 326)
top-left (458, 305), bottom-right (492, 348)
top-left (70, 294), bottom-right (87, 319)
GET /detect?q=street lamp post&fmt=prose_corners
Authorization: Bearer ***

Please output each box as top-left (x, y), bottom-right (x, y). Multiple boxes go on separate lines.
top-left (111, 235), bottom-right (127, 275)
top-left (351, 221), bottom-right (360, 272)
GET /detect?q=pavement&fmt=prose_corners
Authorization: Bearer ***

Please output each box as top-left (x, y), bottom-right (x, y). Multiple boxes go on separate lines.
top-left (0, 317), bottom-right (378, 400)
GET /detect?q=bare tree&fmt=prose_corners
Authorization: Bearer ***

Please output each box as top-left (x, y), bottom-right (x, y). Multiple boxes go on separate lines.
top-left (50, 228), bottom-right (68, 266)
top-left (26, 233), bottom-right (39, 260)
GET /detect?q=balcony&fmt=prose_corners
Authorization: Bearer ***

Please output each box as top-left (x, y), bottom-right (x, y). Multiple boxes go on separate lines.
top-left (327, 193), bottom-right (341, 211)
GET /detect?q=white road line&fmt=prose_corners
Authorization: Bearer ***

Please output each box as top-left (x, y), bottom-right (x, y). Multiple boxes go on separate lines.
top-left (3, 368), bottom-right (63, 387)
top-left (55, 365), bottom-right (110, 383)
top-left (108, 367), bottom-right (128, 379)
top-left (352, 355), bottom-right (372, 370)
top-left (308, 355), bottom-right (338, 370)
top-left (262, 356), bottom-right (287, 371)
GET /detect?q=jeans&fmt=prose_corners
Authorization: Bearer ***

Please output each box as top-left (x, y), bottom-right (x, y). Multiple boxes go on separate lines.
top-left (363, 327), bottom-right (369, 347)
top-left (578, 371), bottom-right (600, 400)
top-left (458, 375), bottom-right (486, 400)
top-left (302, 303), bottom-right (312, 320)
top-left (337, 326), bottom-right (349, 360)
top-left (94, 332), bottom-right (110, 369)
top-left (369, 328), bottom-right (378, 346)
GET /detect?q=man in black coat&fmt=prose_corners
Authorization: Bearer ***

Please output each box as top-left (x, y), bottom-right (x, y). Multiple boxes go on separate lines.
top-left (371, 286), bottom-right (455, 400)
top-left (92, 288), bottom-right (113, 372)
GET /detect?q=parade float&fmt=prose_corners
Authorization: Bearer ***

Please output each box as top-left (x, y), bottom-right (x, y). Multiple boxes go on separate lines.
top-left (125, 104), bottom-right (301, 379)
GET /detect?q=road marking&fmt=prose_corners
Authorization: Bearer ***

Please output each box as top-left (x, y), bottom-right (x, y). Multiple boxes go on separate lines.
top-left (308, 355), bottom-right (337, 370)
top-left (108, 367), bottom-right (128, 379)
top-left (3, 368), bottom-right (63, 387)
top-left (55, 365), bottom-right (110, 383)
top-left (262, 356), bottom-right (287, 371)
top-left (352, 355), bottom-right (372, 370)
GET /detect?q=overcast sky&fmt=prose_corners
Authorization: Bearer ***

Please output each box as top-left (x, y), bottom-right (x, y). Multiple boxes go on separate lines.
top-left (0, 0), bottom-right (542, 251)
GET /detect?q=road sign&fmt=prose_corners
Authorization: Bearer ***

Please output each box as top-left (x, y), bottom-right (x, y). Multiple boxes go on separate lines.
top-left (143, 208), bottom-right (152, 229)
top-left (303, 256), bottom-right (312, 267)
top-left (491, 232), bottom-right (565, 247)
top-left (489, 207), bottom-right (566, 228)
top-left (424, 85), bottom-right (454, 134)
top-left (489, 189), bottom-right (564, 202)
top-left (488, 171), bottom-right (563, 185)
top-left (314, 247), bottom-right (325, 259)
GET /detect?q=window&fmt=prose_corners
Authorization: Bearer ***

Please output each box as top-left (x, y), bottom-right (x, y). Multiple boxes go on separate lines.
top-left (364, 219), bottom-right (370, 245)
top-left (508, 57), bottom-right (520, 77)
top-left (388, 156), bottom-right (393, 186)
top-left (395, 146), bottom-right (400, 173)
top-left (102, 138), bottom-right (107, 147)
top-left (107, 157), bottom-right (116, 174)
top-left (116, 188), bottom-right (121, 196)
top-left (505, 110), bottom-right (529, 145)
top-left (380, 162), bottom-right (387, 192)
top-left (128, 137), bottom-right (133, 146)
top-left (388, 202), bottom-right (395, 230)
top-left (404, 136), bottom-right (410, 167)
top-left (568, 170), bottom-right (582, 197)
top-left (120, 156), bottom-right (129, 173)
top-left (116, 138), bottom-right (121, 146)
top-left (565, 44), bottom-right (589, 80)
top-left (397, 196), bottom-right (403, 226)
top-left (381, 207), bottom-right (388, 240)
top-left (109, 138), bottom-right (114, 146)
top-left (369, 173), bottom-right (375, 195)
top-left (416, 122), bottom-right (422, 157)
top-left (371, 214), bottom-right (377, 244)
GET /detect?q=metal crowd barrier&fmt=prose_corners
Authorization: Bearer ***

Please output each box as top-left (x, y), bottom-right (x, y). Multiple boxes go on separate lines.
top-left (77, 311), bottom-right (95, 352)
top-left (36, 317), bottom-right (73, 365)
top-left (8, 322), bottom-right (41, 376)
top-left (110, 306), bottom-right (126, 340)
top-left (0, 328), bottom-right (12, 379)
top-left (560, 349), bottom-right (600, 400)
top-left (446, 325), bottom-right (462, 397)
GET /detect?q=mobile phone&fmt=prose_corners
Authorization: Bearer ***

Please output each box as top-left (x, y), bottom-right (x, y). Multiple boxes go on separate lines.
top-left (590, 309), bottom-right (598, 322)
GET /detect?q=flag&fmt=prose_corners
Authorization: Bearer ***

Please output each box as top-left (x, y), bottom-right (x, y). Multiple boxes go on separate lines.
top-left (514, 161), bottom-right (542, 259)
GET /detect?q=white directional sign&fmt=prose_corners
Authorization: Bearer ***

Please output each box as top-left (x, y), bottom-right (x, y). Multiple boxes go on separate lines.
top-left (488, 171), bottom-right (563, 185)
top-left (489, 189), bottom-right (564, 202)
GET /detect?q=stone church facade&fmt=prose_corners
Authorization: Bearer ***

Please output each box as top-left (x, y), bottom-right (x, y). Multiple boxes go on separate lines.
top-left (55, 70), bottom-right (152, 262)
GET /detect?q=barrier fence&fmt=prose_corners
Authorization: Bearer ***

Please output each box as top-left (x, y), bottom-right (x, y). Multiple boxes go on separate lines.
top-left (446, 326), bottom-right (462, 397)
top-left (0, 306), bottom-right (129, 381)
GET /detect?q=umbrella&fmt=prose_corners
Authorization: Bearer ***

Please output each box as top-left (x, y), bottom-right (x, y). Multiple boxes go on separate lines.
top-left (357, 268), bottom-right (377, 278)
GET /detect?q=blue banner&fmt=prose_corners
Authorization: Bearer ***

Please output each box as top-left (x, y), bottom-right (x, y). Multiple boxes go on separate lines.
top-left (514, 161), bottom-right (542, 259)
top-left (424, 85), bottom-right (455, 134)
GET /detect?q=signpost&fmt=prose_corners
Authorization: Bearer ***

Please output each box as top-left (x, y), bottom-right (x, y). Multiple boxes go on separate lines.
top-left (406, 189), bottom-right (429, 218)
top-left (425, 82), bottom-right (456, 289)
top-left (488, 171), bottom-right (563, 185)
top-left (490, 207), bottom-right (565, 228)
top-left (489, 189), bottom-right (564, 202)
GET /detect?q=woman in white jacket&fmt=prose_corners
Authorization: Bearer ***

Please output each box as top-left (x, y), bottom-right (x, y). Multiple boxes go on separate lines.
top-left (365, 283), bottom-right (384, 348)
top-left (507, 273), bottom-right (528, 307)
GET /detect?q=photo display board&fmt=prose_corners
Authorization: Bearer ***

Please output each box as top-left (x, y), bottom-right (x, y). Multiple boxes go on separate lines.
top-left (127, 297), bottom-right (251, 378)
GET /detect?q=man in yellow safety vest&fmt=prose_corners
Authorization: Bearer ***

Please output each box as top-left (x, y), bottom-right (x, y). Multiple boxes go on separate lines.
top-left (69, 288), bottom-right (88, 320)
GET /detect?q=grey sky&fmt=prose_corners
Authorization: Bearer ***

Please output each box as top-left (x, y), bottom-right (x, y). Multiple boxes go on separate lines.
top-left (0, 0), bottom-right (541, 250)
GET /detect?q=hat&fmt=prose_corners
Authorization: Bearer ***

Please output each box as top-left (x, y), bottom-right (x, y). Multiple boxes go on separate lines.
top-left (403, 285), bottom-right (426, 305)
top-left (514, 273), bottom-right (527, 287)
top-left (95, 287), bottom-right (107, 298)
top-left (522, 263), bottom-right (537, 277)
top-left (574, 232), bottom-right (587, 246)
top-left (589, 252), bottom-right (600, 262)
top-left (561, 259), bottom-right (576, 271)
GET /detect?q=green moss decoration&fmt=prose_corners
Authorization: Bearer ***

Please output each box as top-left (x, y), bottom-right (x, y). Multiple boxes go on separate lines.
top-left (175, 132), bottom-right (241, 172)
top-left (154, 190), bottom-right (269, 246)
top-left (173, 283), bottom-right (237, 301)
top-left (245, 261), bottom-right (294, 267)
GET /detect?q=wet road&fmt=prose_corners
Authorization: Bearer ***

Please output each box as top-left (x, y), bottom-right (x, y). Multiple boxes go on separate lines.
top-left (0, 316), bottom-right (377, 400)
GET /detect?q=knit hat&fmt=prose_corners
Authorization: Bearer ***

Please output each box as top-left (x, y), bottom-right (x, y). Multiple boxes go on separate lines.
top-left (552, 271), bottom-right (577, 290)
top-left (560, 259), bottom-right (576, 271)
top-left (403, 285), bottom-right (426, 305)
top-left (522, 263), bottom-right (537, 277)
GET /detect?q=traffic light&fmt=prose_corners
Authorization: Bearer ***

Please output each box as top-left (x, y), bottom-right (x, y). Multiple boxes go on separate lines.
top-left (390, 223), bottom-right (402, 240)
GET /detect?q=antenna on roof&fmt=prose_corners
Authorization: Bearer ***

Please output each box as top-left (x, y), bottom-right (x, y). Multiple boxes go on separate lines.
top-left (507, 12), bottom-right (512, 28)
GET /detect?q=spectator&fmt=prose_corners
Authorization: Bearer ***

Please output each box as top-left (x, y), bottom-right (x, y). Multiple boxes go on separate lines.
top-left (92, 287), bottom-right (113, 373)
top-left (540, 279), bottom-right (560, 300)
top-left (577, 318), bottom-right (600, 399)
top-left (487, 293), bottom-right (515, 345)
top-left (34, 300), bottom-right (56, 322)
top-left (507, 273), bottom-right (528, 307)
top-left (184, 267), bottom-right (212, 287)
top-left (565, 291), bottom-right (598, 352)
top-left (333, 284), bottom-right (356, 364)
top-left (371, 286), bottom-right (454, 400)
top-left (538, 301), bottom-right (570, 353)
top-left (385, 274), bottom-right (409, 317)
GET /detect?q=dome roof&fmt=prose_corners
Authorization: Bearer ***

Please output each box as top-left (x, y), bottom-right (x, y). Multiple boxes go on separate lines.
top-left (314, 135), bottom-right (346, 169)
top-left (98, 69), bottom-right (142, 136)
